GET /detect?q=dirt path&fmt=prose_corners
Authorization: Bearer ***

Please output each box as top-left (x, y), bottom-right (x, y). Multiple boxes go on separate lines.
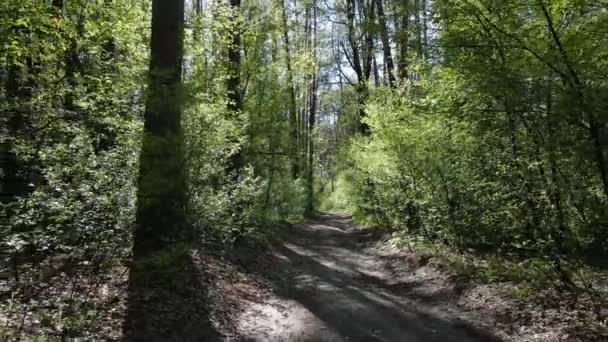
top-left (236, 213), bottom-right (498, 342)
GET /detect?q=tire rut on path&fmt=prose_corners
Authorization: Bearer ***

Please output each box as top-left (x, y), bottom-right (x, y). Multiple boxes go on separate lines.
top-left (236, 213), bottom-right (500, 342)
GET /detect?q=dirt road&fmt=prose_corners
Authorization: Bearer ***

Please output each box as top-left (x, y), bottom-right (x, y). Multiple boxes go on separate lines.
top-left (236, 213), bottom-right (498, 342)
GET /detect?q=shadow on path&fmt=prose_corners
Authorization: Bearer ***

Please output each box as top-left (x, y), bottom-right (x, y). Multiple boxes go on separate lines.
top-left (239, 212), bottom-right (501, 342)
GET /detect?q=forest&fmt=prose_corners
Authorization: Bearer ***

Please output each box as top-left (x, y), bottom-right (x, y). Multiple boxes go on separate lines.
top-left (1, 0), bottom-right (607, 340)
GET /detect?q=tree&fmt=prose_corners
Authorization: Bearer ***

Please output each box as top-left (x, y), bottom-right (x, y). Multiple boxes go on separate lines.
top-left (338, 0), bottom-right (376, 133)
top-left (306, 0), bottom-right (319, 214)
top-left (126, 0), bottom-right (217, 339)
top-left (280, 0), bottom-right (301, 178)
top-left (134, 0), bottom-right (186, 257)
top-left (376, 0), bottom-right (395, 87)
top-left (227, 0), bottom-right (244, 174)
top-left (396, 0), bottom-right (409, 80)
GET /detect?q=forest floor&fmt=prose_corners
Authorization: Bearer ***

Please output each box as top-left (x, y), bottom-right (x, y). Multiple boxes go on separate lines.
top-left (4, 213), bottom-right (606, 340)
top-left (223, 212), bottom-right (607, 342)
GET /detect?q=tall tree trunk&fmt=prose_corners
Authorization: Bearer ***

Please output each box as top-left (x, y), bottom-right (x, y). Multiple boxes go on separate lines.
top-left (280, 0), bottom-right (300, 178)
top-left (57, 0), bottom-right (84, 114)
top-left (1, 65), bottom-right (26, 204)
top-left (422, 0), bottom-right (428, 59)
top-left (414, 0), bottom-right (423, 59)
top-left (397, 0), bottom-right (409, 80)
top-left (227, 0), bottom-right (243, 174)
top-left (376, 0), bottom-right (396, 87)
top-left (373, 55), bottom-right (380, 86)
top-left (306, 0), bottom-right (318, 215)
top-left (134, 0), bottom-right (186, 256)
top-left (126, 2), bottom-right (217, 339)
top-left (362, 0), bottom-right (375, 81)
top-left (345, 0), bottom-right (374, 133)
top-left (192, 0), bottom-right (202, 69)
top-left (346, 0), bottom-right (363, 81)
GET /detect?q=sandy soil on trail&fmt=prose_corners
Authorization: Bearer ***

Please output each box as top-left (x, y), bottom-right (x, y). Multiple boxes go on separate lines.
top-left (235, 213), bottom-right (498, 342)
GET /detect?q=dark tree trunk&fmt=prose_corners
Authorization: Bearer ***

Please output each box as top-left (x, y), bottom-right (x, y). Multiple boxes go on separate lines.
top-left (134, 0), bottom-right (186, 256)
top-left (1, 66), bottom-right (25, 204)
top-left (227, 0), bottom-right (243, 174)
top-left (61, 2), bottom-right (85, 114)
top-left (126, 2), bottom-right (219, 339)
top-left (373, 55), bottom-right (380, 87)
top-left (414, 0), bottom-right (423, 59)
top-left (397, 0), bottom-right (409, 80)
top-left (2, 15), bottom-right (36, 204)
top-left (376, 0), bottom-right (395, 87)
top-left (362, 0), bottom-right (375, 81)
top-left (306, 75), bottom-right (318, 213)
top-left (345, 0), bottom-right (374, 134)
top-left (280, 0), bottom-right (300, 178)
top-left (346, 0), bottom-right (363, 81)
top-left (306, 0), bottom-right (318, 215)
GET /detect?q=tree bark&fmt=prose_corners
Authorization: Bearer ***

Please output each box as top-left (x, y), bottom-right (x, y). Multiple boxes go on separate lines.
top-left (373, 55), bottom-right (380, 86)
top-left (227, 0), bottom-right (243, 174)
top-left (376, 0), bottom-right (396, 87)
top-left (134, 0), bottom-right (186, 255)
top-left (345, 0), bottom-right (374, 133)
top-left (397, 0), bottom-right (409, 80)
top-left (280, 0), bottom-right (300, 178)
top-left (306, 0), bottom-right (318, 215)
top-left (414, 0), bottom-right (423, 59)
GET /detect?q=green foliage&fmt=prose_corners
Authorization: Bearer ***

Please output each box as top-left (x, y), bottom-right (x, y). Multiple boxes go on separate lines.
top-left (331, 2), bottom-right (608, 288)
top-left (318, 175), bottom-right (352, 212)
top-left (264, 177), bottom-right (308, 221)
top-left (0, 0), bottom-right (148, 338)
top-left (338, 53), bottom-right (607, 289)
top-left (1, 0), bottom-right (148, 268)
top-left (184, 4), bottom-right (310, 246)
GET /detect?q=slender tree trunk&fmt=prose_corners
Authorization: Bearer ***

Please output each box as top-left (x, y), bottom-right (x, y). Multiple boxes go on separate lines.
top-left (57, 0), bottom-right (84, 114)
top-left (396, 0), bottom-right (409, 80)
top-left (414, 0), bottom-right (423, 59)
top-left (345, 0), bottom-right (374, 133)
top-left (2, 65), bottom-right (26, 204)
top-left (376, 0), bottom-right (395, 87)
top-left (192, 0), bottom-right (202, 70)
top-left (373, 55), bottom-right (380, 87)
top-left (422, 0), bottom-right (428, 59)
top-left (306, 0), bottom-right (318, 215)
top-left (362, 0), bottom-right (375, 81)
top-left (227, 0), bottom-right (243, 174)
top-left (346, 0), bottom-right (363, 81)
top-left (280, 0), bottom-right (300, 178)
top-left (264, 141), bottom-right (277, 209)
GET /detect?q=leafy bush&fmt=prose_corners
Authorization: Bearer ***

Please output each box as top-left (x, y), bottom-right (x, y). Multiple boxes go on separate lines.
top-left (338, 64), bottom-right (607, 291)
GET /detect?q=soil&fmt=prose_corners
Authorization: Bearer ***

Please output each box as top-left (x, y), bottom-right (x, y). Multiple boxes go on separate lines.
top-left (232, 213), bottom-right (501, 342)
